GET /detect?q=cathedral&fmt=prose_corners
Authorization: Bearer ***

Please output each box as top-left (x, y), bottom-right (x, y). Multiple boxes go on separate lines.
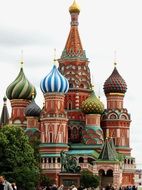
top-left (0, 0), bottom-right (136, 188)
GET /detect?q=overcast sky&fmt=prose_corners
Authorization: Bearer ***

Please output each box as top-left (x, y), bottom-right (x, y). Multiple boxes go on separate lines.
top-left (0, 0), bottom-right (142, 168)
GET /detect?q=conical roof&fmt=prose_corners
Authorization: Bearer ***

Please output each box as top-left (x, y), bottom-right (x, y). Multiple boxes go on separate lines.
top-left (61, 0), bottom-right (87, 60)
top-left (98, 138), bottom-right (118, 161)
top-left (6, 67), bottom-right (36, 100)
top-left (103, 66), bottom-right (127, 94)
top-left (0, 97), bottom-right (9, 126)
top-left (81, 91), bottom-right (104, 114)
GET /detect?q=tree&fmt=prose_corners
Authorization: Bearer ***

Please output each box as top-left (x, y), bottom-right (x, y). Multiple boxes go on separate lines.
top-left (80, 170), bottom-right (100, 188)
top-left (0, 125), bottom-right (40, 190)
top-left (39, 174), bottom-right (53, 188)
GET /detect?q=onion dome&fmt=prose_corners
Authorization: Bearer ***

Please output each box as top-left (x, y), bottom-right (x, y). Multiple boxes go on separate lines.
top-left (25, 100), bottom-right (41, 117)
top-left (6, 66), bottom-right (36, 100)
top-left (25, 89), bottom-right (41, 117)
top-left (69, 0), bottom-right (80, 14)
top-left (81, 91), bottom-right (104, 114)
top-left (40, 65), bottom-right (69, 94)
top-left (103, 66), bottom-right (127, 94)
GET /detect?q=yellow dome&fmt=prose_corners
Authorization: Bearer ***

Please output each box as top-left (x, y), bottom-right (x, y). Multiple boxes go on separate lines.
top-left (81, 91), bottom-right (104, 114)
top-left (69, 0), bottom-right (80, 14)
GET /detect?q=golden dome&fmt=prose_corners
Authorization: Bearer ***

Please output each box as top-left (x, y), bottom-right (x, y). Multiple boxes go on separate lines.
top-left (69, 0), bottom-right (80, 14)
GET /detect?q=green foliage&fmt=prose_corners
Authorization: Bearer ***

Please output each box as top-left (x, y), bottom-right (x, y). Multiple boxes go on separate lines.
top-left (0, 125), bottom-right (40, 190)
top-left (39, 174), bottom-right (53, 187)
top-left (80, 170), bottom-right (100, 188)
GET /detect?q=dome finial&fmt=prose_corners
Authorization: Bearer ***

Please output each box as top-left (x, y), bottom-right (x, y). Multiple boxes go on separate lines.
top-left (114, 62), bottom-right (117, 67)
top-left (114, 50), bottom-right (117, 67)
top-left (20, 50), bottom-right (24, 68)
top-left (69, 0), bottom-right (80, 14)
top-left (3, 96), bottom-right (7, 104)
top-left (53, 48), bottom-right (58, 66)
top-left (31, 87), bottom-right (35, 100)
top-left (98, 86), bottom-right (101, 99)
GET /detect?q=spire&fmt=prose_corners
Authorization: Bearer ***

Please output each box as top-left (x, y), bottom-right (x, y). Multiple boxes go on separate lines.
top-left (61, 1), bottom-right (87, 60)
top-left (98, 138), bottom-right (118, 161)
top-left (0, 97), bottom-right (9, 126)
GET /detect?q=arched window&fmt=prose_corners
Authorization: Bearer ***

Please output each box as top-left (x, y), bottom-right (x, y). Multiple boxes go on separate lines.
top-left (67, 101), bottom-right (72, 110)
top-left (107, 169), bottom-right (113, 177)
top-left (72, 127), bottom-right (78, 140)
top-left (53, 158), bottom-right (55, 163)
top-left (124, 159), bottom-right (127, 164)
top-left (48, 158), bottom-right (51, 163)
top-left (68, 127), bottom-right (71, 140)
top-left (79, 157), bottom-right (84, 163)
top-left (110, 114), bottom-right (117, 119)
top-left (69, 83), bottom-right (73, 88)
top-left (99, 169), bottom-right (105, 176)
top-left (87, 157), bottom-right (94, 165)
top-left (80, 84), bottom-right (84, 88)
top-left (79, 127), bottom-right (82, 142)
top-left (57, 157), bottom-right (60, 163)
top-left (50, 133), bottom-right (52, 143)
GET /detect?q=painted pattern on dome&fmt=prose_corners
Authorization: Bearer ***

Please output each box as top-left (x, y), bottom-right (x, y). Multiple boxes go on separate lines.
top-left (104, 67), bottom-right (127, 94)
top-left (81, 91), bottom-right (104, 114)
top-left (6, 68), bottom-right (36, 100)
top-left (40, 65), bottom-right (69, 94)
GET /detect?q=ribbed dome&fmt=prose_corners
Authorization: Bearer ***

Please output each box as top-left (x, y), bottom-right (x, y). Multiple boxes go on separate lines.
top-left (40, 65), bottom-right (69, 94)
top-left (81, 91), bottom-right (104, 114)
top-left (69, 0), bottom-right (80, 13)
top-left (6, 67), bottom-right (36, 100)
top-left (103, 67), bottom-right (127, 94)
top-left (25, 100), bottom-right (41, 117)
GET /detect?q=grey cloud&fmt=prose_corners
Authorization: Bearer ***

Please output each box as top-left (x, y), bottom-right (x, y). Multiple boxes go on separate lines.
top-left (0, 28), bottom-right (55, 47)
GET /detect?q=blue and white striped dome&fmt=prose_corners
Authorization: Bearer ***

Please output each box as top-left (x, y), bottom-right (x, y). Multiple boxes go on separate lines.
top-left (40, 65), bottom-right (69, 93)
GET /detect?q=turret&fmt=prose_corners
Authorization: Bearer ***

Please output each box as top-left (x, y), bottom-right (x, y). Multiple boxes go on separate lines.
top-left (81, 90), bottom-right (104, 146)
top-left (101, 63), bottom-right (131, 155)
top-left (0, 97), bottom-right (9, 127)
top-left (58, 0), bottom-right (92, 143)
top-left (6, 61), bottom-right (36, 128)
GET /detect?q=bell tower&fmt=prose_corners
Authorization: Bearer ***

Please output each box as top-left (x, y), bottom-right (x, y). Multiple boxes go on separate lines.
top-left (58, 0), bottom-right (92, 143)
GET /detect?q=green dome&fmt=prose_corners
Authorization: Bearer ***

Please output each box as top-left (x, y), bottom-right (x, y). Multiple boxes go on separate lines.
top-left (6, 67), bottom-right (36, 100)
top-left (81, 91), bottom-right (104, 114)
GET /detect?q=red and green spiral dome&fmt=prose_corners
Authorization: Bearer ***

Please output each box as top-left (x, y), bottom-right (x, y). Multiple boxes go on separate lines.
top-left (6, 67), bottom-right (36, 100)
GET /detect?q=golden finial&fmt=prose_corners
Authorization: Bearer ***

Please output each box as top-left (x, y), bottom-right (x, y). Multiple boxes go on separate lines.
top-left (31, 87), bottom-right (35, 100)
top-left (20, 50), bottom-right (24, 68)
top-left (69, 0), bottom-right (80, 13)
